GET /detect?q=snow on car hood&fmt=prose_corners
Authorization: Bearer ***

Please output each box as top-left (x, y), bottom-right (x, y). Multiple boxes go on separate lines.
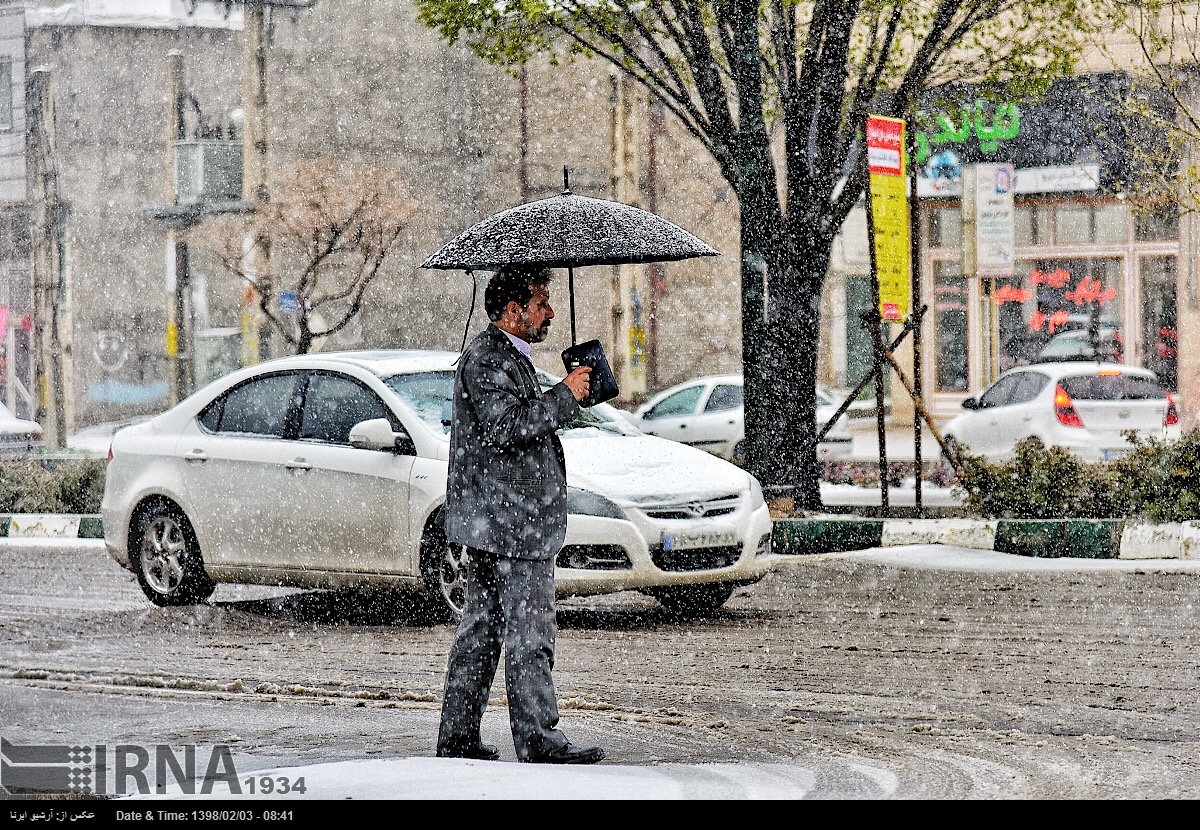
top-left (559, 428), bottom-right (752, 505)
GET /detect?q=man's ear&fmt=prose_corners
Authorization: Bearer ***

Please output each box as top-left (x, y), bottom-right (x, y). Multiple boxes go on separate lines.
top-left (505, 300), bottom-right (524, 320)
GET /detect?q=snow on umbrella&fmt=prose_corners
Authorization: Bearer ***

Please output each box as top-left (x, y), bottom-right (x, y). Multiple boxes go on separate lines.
top-left (421, 169), bottom-right (718, 344)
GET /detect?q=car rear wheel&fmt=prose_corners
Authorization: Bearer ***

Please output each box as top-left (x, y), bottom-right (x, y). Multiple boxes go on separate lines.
top-left (648, 582), bottom-right (735, 616)
top-left (132, 502), bottom-right (215, 607)
top-left (731, 440), bottom-right (746, 465)
top-left (419, 513), bottom-right (467, 623)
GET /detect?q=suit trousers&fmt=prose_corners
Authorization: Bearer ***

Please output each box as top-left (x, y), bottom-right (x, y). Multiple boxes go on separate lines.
top-left (437, 548), bottom-right (567, 760)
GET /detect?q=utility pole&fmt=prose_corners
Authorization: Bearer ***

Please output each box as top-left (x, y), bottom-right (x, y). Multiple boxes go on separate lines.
top-left (26, 68), bottom-right (66, 449)
top-left (242, 1), bottom-right (271, 363)
top-left (165, 51), bottom-right (194, 406)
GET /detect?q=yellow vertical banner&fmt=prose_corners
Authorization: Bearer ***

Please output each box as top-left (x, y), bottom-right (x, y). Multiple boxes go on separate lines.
top-left (866, 115), bottom-right (911, 321)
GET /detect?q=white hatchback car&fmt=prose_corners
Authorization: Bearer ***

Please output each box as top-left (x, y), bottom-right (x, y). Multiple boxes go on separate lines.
top-left (941, 361), bottom-right (1179, 462)
top-left (101, 350), bottom-right (774, 619)
top-left (624, 374), bottom-right (854, 463)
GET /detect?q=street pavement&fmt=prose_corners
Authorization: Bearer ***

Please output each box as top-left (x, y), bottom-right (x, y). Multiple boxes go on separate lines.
top-left (7, 537), bottom-right (1197, 800)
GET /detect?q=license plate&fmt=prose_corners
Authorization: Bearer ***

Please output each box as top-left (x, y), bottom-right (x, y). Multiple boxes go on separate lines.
top-left (662, 529), bottom-right (740, 551)
top-left (1103, 448), bottom-right (1131, 460)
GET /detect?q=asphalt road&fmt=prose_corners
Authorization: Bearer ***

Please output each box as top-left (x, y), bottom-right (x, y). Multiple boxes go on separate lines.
top-left (2, 539), bottom-right (1198, 799)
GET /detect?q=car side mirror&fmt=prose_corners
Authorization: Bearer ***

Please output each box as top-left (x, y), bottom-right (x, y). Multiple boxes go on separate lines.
top-left (961, 397), bottom-right (980, 411)
top-left (349, 418), bottom-right (416, 455)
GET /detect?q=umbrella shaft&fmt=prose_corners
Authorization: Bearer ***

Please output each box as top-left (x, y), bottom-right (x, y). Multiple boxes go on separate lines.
top-left (568, 267), bottom-right (577, 345)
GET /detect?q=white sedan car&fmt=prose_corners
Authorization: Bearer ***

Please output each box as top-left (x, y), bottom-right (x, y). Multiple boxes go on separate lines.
top-left (941, 361), bottom-right (1179, 462)
top-left (101, 350), bottom-right (774, 619)
top-left (624, 374), bottom-right (854, 463)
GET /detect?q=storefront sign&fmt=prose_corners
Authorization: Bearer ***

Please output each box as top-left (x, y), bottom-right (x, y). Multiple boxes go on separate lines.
top-left (964, 163), bottom-right (1015, 277)
top-left (866, 115), bottom-right (911, 321)
top-left (918, 162), bottom-right (1100, 197)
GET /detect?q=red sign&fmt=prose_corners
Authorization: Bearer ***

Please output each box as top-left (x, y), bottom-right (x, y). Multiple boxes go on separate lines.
top-left (866, 116), bottom-right (905, 176)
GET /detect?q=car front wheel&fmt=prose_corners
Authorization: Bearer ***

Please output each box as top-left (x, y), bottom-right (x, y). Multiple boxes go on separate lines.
top-left (132, 503), bottom-right (215, 607)
top-left (647, 582), bottom-right (735, 616)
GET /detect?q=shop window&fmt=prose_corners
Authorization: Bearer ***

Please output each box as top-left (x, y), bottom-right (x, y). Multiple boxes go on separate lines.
top-left (1055, 205), bottom-right (1092, 244)
top-left (1135, 209), bottom-right (1179, 241)
top-left (1051, 203), bottom-right (1129, 245)
top-left (1140, 256), bottom-right (1177, 390)
top-left (929, 208), bottom-right (961, 248)
top-left (1014, 205), bottom-right (1050, 245)
top-left (1094, 204), bottom-right (1127, 244)
top-left (934, 263), bottom-right (969, 391)
top-left (993, 258), bottom-right (1124, 370)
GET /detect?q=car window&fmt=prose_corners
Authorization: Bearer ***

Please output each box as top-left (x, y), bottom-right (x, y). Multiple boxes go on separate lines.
top-left (646, 386), bottom-right (704, 419)
top-left (300, 373), bottom-right (396, 444)
top-left (1009, 372), bottom-right (1050, 405)
top-left (704, 384), bottom-right (743, 413)
top-left (200, 373), bottom-right (300, 437)
top-left (1060, 373), bottom-right (1166, 401)
top-left (385, 371), bottom-right (455, 433)
top-left (977, 374), bottom-right (1023, 409)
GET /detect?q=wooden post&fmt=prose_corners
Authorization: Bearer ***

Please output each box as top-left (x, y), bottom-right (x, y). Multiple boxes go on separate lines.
top-left (908, 115), bottom-right (923, 515)
top-left (165, 52), bottom-right (193, 406)
top-left (864, 117), bottom-right (889, 517)
top-left (26, 68), bottom-right (65, 449)
top-left (243, 1), bottom-right (270, 362)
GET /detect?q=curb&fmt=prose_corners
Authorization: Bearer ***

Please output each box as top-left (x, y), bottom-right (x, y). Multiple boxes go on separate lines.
top-left (4, 514), bottom-right (1199, 560)
top-left (773, 517), bottom-right (1200, 560)
top-left (0, 514), bottom-right (103, 539)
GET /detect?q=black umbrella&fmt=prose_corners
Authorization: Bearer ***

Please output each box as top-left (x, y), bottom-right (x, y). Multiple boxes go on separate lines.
top-left (421, 169), bottom-right (718, 344)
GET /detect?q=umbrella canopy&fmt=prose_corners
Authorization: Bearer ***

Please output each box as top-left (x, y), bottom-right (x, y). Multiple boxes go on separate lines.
top-left (420, 192), bottom-right (719, 272)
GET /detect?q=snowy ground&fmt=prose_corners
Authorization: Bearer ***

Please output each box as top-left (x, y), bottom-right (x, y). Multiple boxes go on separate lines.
top-left (5, 539), bottom-right (1199, 801)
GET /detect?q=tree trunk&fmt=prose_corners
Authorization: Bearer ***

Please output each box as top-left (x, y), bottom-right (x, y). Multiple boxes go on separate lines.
top-left (741, 206), bottom-right (830, 511)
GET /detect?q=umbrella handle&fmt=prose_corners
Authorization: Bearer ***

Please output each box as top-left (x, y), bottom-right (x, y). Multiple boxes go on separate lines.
top-left (568, 266), bottom-right (577, 345)
top-left (563, 165), bottom-right (571, 196)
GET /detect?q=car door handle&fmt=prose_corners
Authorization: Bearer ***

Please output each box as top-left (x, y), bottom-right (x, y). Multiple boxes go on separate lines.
top-left (286, 458), bottom-right (313, 472)
top-left (183, 450), bottom-right (208, 463)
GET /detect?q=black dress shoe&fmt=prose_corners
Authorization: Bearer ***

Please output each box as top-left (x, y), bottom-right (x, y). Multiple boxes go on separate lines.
top-left (523, 743), bottom-right (605, 765)
top-left (437, 742), bottom-right (500, 761)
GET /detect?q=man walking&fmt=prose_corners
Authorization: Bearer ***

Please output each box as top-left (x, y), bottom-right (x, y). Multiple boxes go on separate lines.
top-left (437, 264), bottom-right (605, 765)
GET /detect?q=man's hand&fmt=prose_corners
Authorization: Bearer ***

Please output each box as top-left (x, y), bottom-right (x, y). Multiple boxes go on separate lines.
top-left (563, 366), bottom-right (593, 402)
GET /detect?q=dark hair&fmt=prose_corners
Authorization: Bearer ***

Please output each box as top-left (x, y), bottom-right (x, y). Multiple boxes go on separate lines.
top-left (484, 265), bottom-right (551, 322)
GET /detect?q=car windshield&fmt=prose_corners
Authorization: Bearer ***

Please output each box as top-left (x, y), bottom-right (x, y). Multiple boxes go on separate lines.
top-left (384, 371), bottom-right (455, 433)
top-left (384, 369), bottom-right (639, 435)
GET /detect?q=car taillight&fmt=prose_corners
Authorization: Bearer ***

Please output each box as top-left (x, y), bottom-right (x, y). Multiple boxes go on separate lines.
top-left (107, 442), bottom-right (114, 463)
top-left (1165, 392), bottom-right (1179, 427)
top-left (1054, 383), bottom-right (1085, 428)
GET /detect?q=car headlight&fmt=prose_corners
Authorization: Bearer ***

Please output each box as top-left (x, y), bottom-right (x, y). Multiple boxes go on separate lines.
top-left (747, 474), bottom-right (765, 510)
top-left (566, 487), bottom-right (626, 519)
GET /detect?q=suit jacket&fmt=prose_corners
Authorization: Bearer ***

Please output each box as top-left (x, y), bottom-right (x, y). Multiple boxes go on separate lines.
top-left (443, 324), bottom-right (580, 560)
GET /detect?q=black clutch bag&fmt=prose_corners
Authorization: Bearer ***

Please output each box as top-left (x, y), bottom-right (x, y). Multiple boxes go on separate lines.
top-left (561, 339), bottom-right (620, 408)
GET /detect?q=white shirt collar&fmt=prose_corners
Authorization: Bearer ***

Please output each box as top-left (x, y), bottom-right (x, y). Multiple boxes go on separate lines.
top-left (497, 325), bottom-right (533, 362)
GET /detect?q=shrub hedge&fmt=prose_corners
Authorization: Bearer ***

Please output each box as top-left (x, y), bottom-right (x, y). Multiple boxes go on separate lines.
top-left (954, 429), bottom-right (1200, 521)
top-left (0, 458), bottom-right (106, 514)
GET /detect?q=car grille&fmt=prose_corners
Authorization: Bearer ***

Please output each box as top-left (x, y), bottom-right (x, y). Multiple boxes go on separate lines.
top-left (641, 494), bottom-right (741, 520)
top-left (649, 544), bottom-right (742, 572)
top-left (556, 544), bottom-right (632, 571)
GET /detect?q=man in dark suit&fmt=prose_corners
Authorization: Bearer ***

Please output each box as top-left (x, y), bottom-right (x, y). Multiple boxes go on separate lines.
top-left (437, 265), bottom-right (605, 765)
